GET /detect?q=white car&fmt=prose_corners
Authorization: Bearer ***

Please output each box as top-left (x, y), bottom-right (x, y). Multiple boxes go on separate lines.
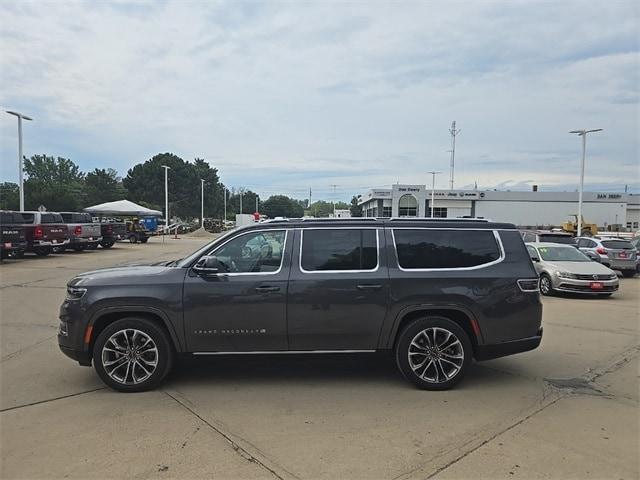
top-left (526, 242), bottom-right (619, 297)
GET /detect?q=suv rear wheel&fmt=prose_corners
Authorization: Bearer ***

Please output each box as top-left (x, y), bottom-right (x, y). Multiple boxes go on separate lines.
top-left (395, 316), bottom-right (472, 390)
top-left (92, 317), bottom-right (174, 392)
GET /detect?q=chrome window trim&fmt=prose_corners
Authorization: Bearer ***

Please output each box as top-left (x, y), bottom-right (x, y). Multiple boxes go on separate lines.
top-left (202, 228), bottom-right (289, 277)
top-left (391, 228), bottom-right (505, 272)
top-left (299, 227), bottom-right (380, 274)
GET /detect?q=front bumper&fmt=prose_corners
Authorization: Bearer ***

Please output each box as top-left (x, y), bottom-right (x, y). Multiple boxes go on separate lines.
top-left (59, 345), bottom-right (92, 366)
top-left (552, 276), bottom-right (619, 294)
top-left (475, 328), bottom-right (543, 361)
top-left (58, 299), bottom-right (92, 366)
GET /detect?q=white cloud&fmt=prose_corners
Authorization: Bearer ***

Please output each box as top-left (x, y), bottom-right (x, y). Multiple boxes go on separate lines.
top-left (1, 0), bottom-right (638, 199)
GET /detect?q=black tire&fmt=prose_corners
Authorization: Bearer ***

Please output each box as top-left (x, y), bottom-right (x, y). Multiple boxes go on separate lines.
top-left (539, 273), bottom-right (554, 296)
top-left (140, 237), bottom-right (148, 243)
top-left (72, 245), bottom-right (86, 252)
top-left (92, 317), bottom-right (174, 393)
top-left (622, 270), bottom-right (636, 278)
top-left (86, 243), bottom-right (98, 250)
top-left (34, 247), bottom-right (50, 256)
top-left (395, 316), bottom-right (473, 391)
top-left (100, 241), bottom-right (114, 249)
top-left (129, 235), bottom-right (138, 244)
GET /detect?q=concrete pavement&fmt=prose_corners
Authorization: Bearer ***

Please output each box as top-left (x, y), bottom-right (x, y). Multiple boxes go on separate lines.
top-left (1, 237), bottom-right (638, 479)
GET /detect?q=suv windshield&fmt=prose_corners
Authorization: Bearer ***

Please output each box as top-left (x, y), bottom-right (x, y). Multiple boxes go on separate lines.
top-left (538, 246), bottom-right (590, 262)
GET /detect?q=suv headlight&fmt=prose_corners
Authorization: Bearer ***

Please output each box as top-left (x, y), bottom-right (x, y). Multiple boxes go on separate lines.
top-left (555, 271), bottom-right (575, 279)
top-left (66, 286), bottom-right (87, 300)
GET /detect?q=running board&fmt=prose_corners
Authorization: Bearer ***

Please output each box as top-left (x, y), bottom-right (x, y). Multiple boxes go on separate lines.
top-left (192, 350), bottom-right (376, 355)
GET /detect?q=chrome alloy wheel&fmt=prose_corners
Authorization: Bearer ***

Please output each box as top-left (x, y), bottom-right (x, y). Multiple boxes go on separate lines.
top-left (101, 329), bottom-right (158, 385)
top-left (540, 276), bottom-right (551, 295)
top-left (407, 327), bottom-right (464, 383)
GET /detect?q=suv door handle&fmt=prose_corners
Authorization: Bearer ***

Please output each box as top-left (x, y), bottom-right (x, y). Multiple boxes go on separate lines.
top-left (254, 286), bottom-right (280, 293)
top-left (356, 284), bottom-right (382, 291)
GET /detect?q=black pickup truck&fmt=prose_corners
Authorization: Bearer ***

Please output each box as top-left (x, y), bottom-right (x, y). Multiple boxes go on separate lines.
top-left (0, 211), bottom-right (28, 259)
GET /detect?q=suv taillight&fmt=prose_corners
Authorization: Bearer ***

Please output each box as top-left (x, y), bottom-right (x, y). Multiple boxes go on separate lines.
top-left (596, 246), bottom-right (607, 255)
top-left (74, 225), bottom-right (82, 235)
top-left (34, 226), bottom-right (43, 239)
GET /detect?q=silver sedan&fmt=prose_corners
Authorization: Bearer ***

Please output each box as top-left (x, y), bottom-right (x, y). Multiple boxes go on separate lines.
top-left (526, 242), bottom-right (619, 297)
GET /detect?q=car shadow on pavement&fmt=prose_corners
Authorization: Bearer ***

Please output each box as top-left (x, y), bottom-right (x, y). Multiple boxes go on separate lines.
top-left (165, 353), bottom-right (526, 391)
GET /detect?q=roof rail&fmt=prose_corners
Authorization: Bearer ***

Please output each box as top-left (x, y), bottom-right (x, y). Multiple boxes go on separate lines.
top-left (388, 217), bottom-right (490, 222)
top-left (301, 217), bottom-right (377, 221)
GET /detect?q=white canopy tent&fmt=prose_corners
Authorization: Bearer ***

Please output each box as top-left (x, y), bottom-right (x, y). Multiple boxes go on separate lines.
top-left (83, 200), bottom-right (162, 217)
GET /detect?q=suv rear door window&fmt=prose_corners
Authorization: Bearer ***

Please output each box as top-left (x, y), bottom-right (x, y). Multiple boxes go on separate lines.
top-left (301, 229), bottom-right (378, 271)
top-left (393, 229), bottom-right (501, 269)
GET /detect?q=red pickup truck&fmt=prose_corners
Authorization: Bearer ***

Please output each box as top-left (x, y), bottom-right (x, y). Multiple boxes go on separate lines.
top-left (21, 211), bottom-right (70, 256)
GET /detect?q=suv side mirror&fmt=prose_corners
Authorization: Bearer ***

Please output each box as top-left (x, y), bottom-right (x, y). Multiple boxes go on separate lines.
top-left (584, 251), bottom-right (601, 263)
top-left (531, 256), bottom-right (540, 262)
top-left (193, 255), bottom-right (222, 275)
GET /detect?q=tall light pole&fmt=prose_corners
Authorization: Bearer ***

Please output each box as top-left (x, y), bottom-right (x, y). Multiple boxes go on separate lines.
top-left (200, 179), bottom-right (205, 228)
top-left (6, 111), bottom-right (33, 211)
top-left (449, 121), bottom-right (460, 190)
top-left (427, 171), bottom-right (441, 218)
top-left (161, 165), bottom-right (170, 232)
top-left (330, 184), bottom-right (338, 217)
top-left (569, 129), bottom-right (603, 236)
top-left (223, 187), bottom-right (227, 223)
top-left (239, 189), bottom-right (243, 215)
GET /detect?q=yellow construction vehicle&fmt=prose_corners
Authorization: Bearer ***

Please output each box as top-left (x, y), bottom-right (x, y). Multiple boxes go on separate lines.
top-left (562, 215), bottom-right (598, 236)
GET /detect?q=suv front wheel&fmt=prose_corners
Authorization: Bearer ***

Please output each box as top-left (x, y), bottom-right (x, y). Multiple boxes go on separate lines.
top-left (395, 316), bottom-right (472, 390)
top-left (92, 317), bottom-right (174, 392)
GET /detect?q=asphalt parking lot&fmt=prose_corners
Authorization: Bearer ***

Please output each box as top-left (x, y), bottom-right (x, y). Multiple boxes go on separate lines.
top-left (1, 237), bottom-right (638, 479)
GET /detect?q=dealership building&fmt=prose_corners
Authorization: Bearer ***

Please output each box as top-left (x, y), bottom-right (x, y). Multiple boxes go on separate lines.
top-left (358, 184), bottom-right (640, 230)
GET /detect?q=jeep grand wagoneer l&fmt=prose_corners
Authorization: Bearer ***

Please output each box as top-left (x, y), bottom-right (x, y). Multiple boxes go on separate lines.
top-left (58, 218), bottom-right (543, 392)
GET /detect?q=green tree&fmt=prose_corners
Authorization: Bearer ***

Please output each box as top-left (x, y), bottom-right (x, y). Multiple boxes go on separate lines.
top-left (23, 154), bottom-right (85, 211)
top-left (227, 189), bottom-right (260, 216)
top-left (85, 168), bottom-right (125, 206)
top-left (350, 195), bottom-right (363, 217)
top-left (0, 182), bottom-right (19, 210)
top-left (123, 153), bottom-right (225, 220)
top-left (262, 195), bottom-right (305, 218)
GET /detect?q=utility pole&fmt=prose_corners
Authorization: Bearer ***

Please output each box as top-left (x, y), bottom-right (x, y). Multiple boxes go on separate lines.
top-left (6, 111), bottom-right (33, 211)
top-left (427, 171), bottom-right (441, 218)
top-left (330, 184), bottom-right (338, 217)
top-left (239, 189), bottom-right (243, 215)
top-left (200, 179), bottom-right (205, 228)
top-left (161, 165), bottom-right (170, 232)
top-left (569, 129), bottom-right (603, 236)
top-left (309, 187), bottom-right (312, 209)
top-left (449, 121), bottom-right (460, 190)
top-left (255, 196), bottom-right (258, 213)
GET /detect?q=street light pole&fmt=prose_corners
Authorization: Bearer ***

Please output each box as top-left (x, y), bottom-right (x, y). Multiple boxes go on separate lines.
top-left (427, 171), bottom-right (441, 218)
top-left (6, 111), bottom-right (33, 211)
top-left (239, 189), bottom-right (243, 215)
top-left (569, 129), bottom-right (603, 236)
top-left (161, 165), bottom-right (170, 233)
top-left (200, 179), bottom-right (205, 228)
top-left (223, 187), bottom-right (227, 223)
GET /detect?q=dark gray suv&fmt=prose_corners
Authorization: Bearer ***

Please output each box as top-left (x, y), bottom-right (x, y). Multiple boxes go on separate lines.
top-left (58, 218), bottom-right (543, 392)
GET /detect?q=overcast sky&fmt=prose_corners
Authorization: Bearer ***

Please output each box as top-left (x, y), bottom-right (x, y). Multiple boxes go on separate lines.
top-left (1, 1), bottom-right (638, 201)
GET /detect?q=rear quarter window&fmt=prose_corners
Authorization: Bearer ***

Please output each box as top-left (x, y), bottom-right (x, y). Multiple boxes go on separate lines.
top-left (393, 229), bottom-right (501, 269)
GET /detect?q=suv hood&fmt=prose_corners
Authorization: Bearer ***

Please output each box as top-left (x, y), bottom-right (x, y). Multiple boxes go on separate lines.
top-left (69, 264), bottom-right (182, 286)
top-left (544, 261), bottom-right (615, 275)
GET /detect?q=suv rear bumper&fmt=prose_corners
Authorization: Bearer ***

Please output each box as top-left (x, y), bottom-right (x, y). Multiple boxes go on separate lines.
top-left (475, 328), bottom-right (543, 361)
